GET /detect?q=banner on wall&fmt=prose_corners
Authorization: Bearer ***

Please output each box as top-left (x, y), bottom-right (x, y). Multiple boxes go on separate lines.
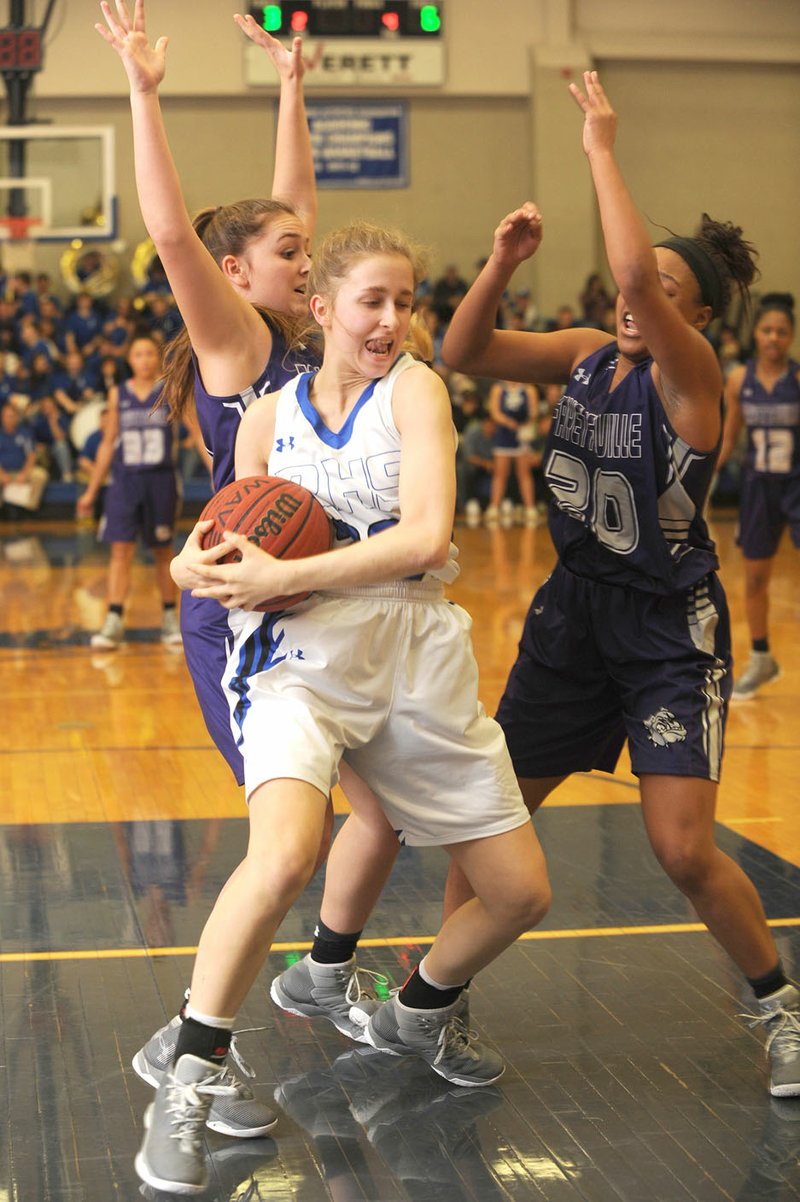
top-left (306, 102), bottom-right (408, 190)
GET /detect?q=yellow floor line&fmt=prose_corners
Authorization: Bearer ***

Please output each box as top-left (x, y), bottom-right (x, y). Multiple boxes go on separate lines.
top-left (3, 916), bottom-right (800, 963)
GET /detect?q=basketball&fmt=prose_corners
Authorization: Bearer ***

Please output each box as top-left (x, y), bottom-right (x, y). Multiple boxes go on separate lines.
top-left (199, 475), bottom-right (332, 611)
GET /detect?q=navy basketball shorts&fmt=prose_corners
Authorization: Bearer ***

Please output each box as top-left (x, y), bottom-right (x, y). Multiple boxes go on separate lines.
top-left (99, 467), bottom-right (178, 546)
top-left (736, 471), bottom-right (800, 559)
top-left (496, 562), bottom-right (732, 783)
top-left (180, 591), bottom-right (244, 786)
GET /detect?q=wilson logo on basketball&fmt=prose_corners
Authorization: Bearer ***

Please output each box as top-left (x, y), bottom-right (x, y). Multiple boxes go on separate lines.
top-left (252, 492), bottom-right (302, 539)
top-left (199, 474), bottom-right (332, 612)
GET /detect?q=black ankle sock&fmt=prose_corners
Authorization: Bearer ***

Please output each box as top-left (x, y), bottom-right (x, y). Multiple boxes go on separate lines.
top-left (163, 601), bottom-right (176, 613)
top-left (311, 918), bottom-right (362, 965)
top-left (747, 963), bottom-right (789, 1000)
top-left (399, 966), bottom-right (463, 1010)
top-left (174, 1016), bottom-right (231, 1065)
top-left (109, 603), bottom-right (123, 617)
top-left (752, 637), bottom-right (769, 654)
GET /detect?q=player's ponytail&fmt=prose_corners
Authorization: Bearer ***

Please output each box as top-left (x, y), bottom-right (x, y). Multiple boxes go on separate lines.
top-left (694, 214), bottom-right (759, 319)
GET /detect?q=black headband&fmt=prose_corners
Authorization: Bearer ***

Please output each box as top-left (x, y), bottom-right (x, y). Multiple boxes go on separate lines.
top-left (655, 236), bottom-right (725, 318)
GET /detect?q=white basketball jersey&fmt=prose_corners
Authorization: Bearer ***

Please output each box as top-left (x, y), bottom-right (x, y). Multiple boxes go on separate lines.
top-left (268, 353), bottom-right (459, 584)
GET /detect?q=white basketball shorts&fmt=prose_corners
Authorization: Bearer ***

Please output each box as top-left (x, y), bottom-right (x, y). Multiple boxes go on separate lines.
top-left (222, 581), bottom-right (528, 847)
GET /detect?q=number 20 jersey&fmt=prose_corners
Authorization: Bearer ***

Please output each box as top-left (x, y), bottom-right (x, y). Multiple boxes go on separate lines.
top-left (545, 342), bottom-right (719, 595)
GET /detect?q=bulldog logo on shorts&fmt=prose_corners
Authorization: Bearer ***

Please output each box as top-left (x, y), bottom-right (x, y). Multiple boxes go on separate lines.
top-left (644, 708), bottom-right (687, 748)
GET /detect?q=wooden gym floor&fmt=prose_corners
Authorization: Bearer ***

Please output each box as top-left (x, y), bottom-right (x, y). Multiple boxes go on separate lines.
top-left (1, 508), bottom-right (799, 1201)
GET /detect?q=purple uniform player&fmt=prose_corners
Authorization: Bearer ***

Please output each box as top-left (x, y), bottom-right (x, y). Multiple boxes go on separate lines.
top-left (442, 71), bottom-right (800, 1100)
top-left (498, 340), bottom-right (730, 782)
top-left (181, 327), bottom-right (318, 783)
top-left (737, 355), bottom-right (800, 556)
top-left (78, 332), bottom-right (182, 648)
top-left (101, 377), bottom-right (176, 546)
top-left (719, 292), bottom-right (800, 698)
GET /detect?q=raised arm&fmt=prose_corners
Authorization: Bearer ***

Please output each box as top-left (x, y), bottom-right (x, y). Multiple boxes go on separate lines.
top-left (568, 72), bottom-right (721, 445)
top-left (95, 1), bottom-right (267, 381)
top-left (234, 16), bottom-right (318, 241)
top-left (442, 204), bottom-right (607, 385)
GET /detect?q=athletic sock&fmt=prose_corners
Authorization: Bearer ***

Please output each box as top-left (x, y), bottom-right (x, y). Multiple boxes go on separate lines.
top-left (752, 637), bottom-right (769, 654)
top-left (399, 962), bottom-right (464, 1010)
top-left (163, 600), bottom-right (176, 613)
top-left (311, 918), bottom-right (362, 965)
top-left (109, 603), bottom-right (123, 617)
top-left (175, 1013), bottom-right (233, 1066)
top-left (747, 962), bottom-right (789, 1000)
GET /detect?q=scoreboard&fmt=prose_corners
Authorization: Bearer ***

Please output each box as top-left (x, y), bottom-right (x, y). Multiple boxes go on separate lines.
top-left (245, 0), bottom-right (445, 87)
top-left (248, 2), bottom-right (443, 39)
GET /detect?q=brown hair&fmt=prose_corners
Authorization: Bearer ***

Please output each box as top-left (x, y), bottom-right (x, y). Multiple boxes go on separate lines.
top-left (308, 222), bottom-right (431, 361)
top-left (158, 199), bottom-right (310, 421)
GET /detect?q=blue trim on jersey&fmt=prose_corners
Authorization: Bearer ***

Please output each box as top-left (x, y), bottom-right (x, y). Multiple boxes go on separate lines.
top-left (296, 372), bottom-right (379, 449)
top-left (229, 616), bottom-right (289, 746)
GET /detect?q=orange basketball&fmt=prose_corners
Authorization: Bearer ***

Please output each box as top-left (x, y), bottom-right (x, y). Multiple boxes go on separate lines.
top-left (199, 475), bottom-right (332, 612)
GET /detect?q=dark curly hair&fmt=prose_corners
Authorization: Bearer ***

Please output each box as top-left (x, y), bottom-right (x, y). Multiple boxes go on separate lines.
top-left (693, 213), bottom-right (759, 317)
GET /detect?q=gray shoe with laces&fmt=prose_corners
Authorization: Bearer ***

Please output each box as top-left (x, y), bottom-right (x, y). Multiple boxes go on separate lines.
top-left (132, 1016), bottom-right (278, 1138)
top-left (160, 608), bottom-right (183, 646)
top-left (364, 993), bottom-right (504, 1087)
top-left (134, 1054), bottom-right (236, 1195)
top-left (270, 954), bottom-right (385, 1042)
top-left (90, 611), bottom-right (124, 649)
top-left (746, 984), bottom-right (800, 1097)
top-left (732, 652), bottom-right (780, 700)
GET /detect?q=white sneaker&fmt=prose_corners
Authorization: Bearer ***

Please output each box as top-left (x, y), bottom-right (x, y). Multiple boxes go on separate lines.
top-left (483, 505), bottom-right (499, 526)
top-left (160, 609), bottom-right (182, 646)
top-left (464, 499), bottom-right (481, 526)
top-left (90, 612), bottom-right (124, 649)
top-left (732, 652), bottom-right (780, 700)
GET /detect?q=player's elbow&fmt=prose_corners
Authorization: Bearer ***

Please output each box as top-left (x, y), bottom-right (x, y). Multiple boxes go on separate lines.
top-left (414, 529), bottom-right (452, 573)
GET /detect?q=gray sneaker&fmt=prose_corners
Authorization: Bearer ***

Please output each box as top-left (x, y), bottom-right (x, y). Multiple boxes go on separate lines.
top-left (161, 609), bottom-right (183, 646)
top-left (90, 611), bottom-right (124, 649)
top-left (364, 994), bottom-right (504, 1087)
top-left (270, 954), bottom-right (386, 1042)
top-left (746, 984), bottom-right (800, 1097)
top-left (732, 652), bottom-right (780, 700)
top-left (132, 1016), bottom-right (278, 1138)
top-left (134, 1054), bottom-right (236, 1195)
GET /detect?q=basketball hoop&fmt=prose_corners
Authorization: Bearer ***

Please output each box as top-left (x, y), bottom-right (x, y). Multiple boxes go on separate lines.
top-left (0, 215), bottom-right (42, 242)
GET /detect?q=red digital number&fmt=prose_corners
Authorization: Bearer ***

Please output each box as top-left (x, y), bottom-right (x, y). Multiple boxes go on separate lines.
top-left (0, 30), bottom-right (42, 71)
top-left (18, 30), bottom-right (41, 70)
top-left (0, 32), bottom-right (17, 69)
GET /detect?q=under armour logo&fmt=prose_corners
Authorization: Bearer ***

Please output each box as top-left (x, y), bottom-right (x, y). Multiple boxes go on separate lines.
top-left (573, 368), bottom-right (591, 385)
top-left (275, 436), bottom-right (295, 453)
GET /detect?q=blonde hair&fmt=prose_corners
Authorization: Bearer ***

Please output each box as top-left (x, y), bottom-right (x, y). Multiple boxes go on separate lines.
top-left (158, 199), bottom-right (311, 421)
top-left (308, 222), bottom-right (431, 361)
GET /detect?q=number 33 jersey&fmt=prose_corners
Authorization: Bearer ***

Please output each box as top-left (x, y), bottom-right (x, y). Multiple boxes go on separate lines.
top-left (544, 342), bottom-right (719, 594)
top-left (114, 381), bottom-right (173, 473)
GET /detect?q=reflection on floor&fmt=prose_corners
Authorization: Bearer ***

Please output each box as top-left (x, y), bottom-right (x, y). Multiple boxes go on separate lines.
top-left (2, 811), bottom-right (799, 1202)
top-left (2, 515), bottom-right (800, 1200)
